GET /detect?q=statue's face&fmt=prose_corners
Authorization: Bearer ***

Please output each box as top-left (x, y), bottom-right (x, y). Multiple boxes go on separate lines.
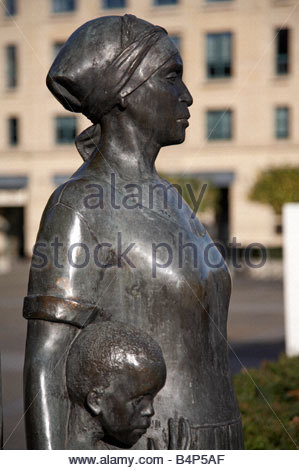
top-left (125, 50), bottom-right (193, 147)
top-left (97, 361), bottom-right (166, 447)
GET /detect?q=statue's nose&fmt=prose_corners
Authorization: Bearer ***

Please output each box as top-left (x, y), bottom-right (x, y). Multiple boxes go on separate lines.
top-left (141, 399), bottom-right (155, 417)
top-left (180, 82), bottom-right (193, 107)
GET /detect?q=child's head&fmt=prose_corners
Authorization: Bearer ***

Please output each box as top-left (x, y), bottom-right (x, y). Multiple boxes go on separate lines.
top-left (66, 321), bottom-right (166, 447)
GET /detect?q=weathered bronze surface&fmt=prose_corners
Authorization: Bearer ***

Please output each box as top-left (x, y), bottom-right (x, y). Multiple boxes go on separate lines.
top-left (66, 321), bottom-right (166, 449)
top-left (23, 15), bottom-right (243, 449)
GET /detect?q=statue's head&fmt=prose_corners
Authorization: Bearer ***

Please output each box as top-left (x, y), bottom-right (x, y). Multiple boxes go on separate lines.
top-left (66, 321), bottom-right (166, 447)
top-left (46, 14), bottom-right (192, 159)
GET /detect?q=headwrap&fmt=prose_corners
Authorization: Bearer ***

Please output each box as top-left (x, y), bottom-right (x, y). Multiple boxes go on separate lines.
top-left (46, 14), bottom-right (178, 161)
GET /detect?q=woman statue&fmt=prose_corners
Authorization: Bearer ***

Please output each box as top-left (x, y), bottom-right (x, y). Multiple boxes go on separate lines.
top-left (23, 14), bottom-right (243, 449)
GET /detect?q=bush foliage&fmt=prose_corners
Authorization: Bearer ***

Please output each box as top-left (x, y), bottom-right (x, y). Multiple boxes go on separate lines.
top-left (249, 167), bottom-right (299, 215)
top-left (234, 355), bottom-right (299, 449)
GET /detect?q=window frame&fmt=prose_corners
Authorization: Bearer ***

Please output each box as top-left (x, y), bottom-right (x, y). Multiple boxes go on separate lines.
top-left (5, 44), bottom-right (17, 89)
top-left (4, 0), bottom-right (17, 16)
top-left (102, 0), bottom-right (126, 8)
top-left (275, 28), bottom-right (290, 76)
top-left (275, 106), bottom-right (290, 139)
top-left (154, 0), bottom-right (179, 6)
top-left (51, 0), bottom-right (76, 14)
top-left (206, 109), bottom-right (233, 141)
top-left (55, 116), bottom-right (77, 145)
top-left (206, 32), bottom-right (233, 79)
top-left (8, 116), bottom-right (19, 146)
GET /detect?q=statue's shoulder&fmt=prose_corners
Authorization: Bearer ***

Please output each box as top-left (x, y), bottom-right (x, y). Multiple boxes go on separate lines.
top-left (48, 176), bottom-right (89, 210)
top-left (41, 175), bottom-right (99, 222)
top-left (36, 177), bottom-right (89, 236)
top-left (38, 175), bottom-right (110, 242)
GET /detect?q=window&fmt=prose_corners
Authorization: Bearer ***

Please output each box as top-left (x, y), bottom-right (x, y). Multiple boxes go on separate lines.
top-left (102, 0), bottom-right (126, 7)
top-left (154, 0), bottom-right (178, 5)
top-left (52, 0), bottom-right (76, 13)
top-left (275, 107), bottom-right (289, 139)
top-left (6, 45), bottom-right (17, 88)
top-left (55, 116), bottom-right (76, 144)
top-left (8, 117), bottom-right (18, 145)
top-left (276, 29), bottom-right (289, 75)
top-left (206, 33), bottom-right (232, 78)
top-left (207, 110), bottom-right (232, 140)
top-left (4, 0), bottom-right (17, 16)
top-left (53, 42), bottom-right (64, 59)
top-left (169, 35), bottom-right (181, 51)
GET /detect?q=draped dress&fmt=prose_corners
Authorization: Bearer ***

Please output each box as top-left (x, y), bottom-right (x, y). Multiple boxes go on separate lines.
top-left (24, 163), bottom-right (243, 449)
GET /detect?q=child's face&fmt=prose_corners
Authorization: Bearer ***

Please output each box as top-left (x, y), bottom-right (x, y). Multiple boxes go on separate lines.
top-left (97, 361), bottom-right (166, 447)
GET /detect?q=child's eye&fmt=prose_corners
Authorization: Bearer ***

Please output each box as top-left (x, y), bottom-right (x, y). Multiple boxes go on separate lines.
top-left (133, 396), bottom-right (144, 406)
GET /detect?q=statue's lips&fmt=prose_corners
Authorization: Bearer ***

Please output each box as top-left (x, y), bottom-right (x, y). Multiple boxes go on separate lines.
top-left (177, 118), bottom-right (190, 127)
top-left (177, 112), bottom-right (190, 127)
top-left (132, 420), bottom-right (151, 435)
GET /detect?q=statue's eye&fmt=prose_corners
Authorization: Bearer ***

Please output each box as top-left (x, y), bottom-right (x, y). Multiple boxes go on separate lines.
top-left (166, 72), bottom-right (177, 82)
top-left (133, 396), bottom-right (144, 406)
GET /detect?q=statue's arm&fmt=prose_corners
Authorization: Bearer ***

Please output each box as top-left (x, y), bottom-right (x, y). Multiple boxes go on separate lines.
top-left (23, 198), bottom-right (103, 448)
top-left (23, 319), bottom-right (78, 449)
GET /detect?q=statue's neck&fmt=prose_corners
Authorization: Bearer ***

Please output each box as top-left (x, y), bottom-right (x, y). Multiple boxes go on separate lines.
top-left (91, 115), bottom-right (161, 182)
top-left (67, 403), bottom-right (104, 450)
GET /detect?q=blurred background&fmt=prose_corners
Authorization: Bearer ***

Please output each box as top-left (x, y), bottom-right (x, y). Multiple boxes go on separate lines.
top-left (0, 0), bottom-right (298, 450)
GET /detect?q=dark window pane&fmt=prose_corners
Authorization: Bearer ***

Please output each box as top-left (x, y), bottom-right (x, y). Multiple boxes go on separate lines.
top-left (6, 45), bottom-right (17, 88)
top-left (169, 35), bottom-right (180, 51)
top-left (8, 117), bottom-right (18, 146)
top-left (52, 0), bottom-right (76, 13)
top-left (4, 0), bottom-right (17, 15)
top-left (53, 42), bottom-right (64, 59)
top-left (55, 116), bottom-right (77, 144)
top-left (276, 29), bottom-right (289, 75)
top-left (103, 0), bottom-right (126, 7)
top-left (275, 107), bottom-right (289, 138)
top-left (154, 0), bottom-right (178, 5)
top-left (207, 110), bottom-right (232, 140)
top-left (206, 33), bottom-right (232, 78)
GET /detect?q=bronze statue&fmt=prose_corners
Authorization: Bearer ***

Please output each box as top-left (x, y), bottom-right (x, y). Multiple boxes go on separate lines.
top-left (23, 14), bottom-right (243, 449)
top-left (65, 321), bottom-right (166, 449)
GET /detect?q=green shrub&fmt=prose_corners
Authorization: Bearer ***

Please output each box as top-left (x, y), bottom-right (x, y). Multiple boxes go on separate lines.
top-left (234, 355), bottom-right (299, 449)
top-left (249, 167), bottom-right (299, 215)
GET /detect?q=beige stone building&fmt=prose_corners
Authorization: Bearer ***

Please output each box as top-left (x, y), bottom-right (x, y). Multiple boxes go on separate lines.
top-left (0, 0), bottom-right (298, 257)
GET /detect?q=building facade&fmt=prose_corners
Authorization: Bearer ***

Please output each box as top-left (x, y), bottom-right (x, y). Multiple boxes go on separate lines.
top-left (0, 0), bottom-right (298, 257)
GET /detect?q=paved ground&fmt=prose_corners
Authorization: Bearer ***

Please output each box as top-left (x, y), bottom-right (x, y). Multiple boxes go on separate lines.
top-left (0, 261), bottom-right (285, 449)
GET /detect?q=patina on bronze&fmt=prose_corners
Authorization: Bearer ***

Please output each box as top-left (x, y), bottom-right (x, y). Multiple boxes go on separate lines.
top-left (23, 14), bottom-right (243, 449)
top-left (66, 321), bottom-right (166, 449)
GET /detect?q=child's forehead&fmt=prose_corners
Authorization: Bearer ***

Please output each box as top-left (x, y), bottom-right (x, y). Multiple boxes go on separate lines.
top-left (115, 360), bottom-right (165, 390)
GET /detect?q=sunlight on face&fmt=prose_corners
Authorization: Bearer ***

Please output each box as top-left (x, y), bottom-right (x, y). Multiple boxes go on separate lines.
top-left (98, 361), bottom-right (166, 447)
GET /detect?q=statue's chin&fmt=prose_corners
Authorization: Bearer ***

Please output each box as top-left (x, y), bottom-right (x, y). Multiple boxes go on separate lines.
top-left (101, 434), bottom-right (136, 449)
top-left (163, 135), bottom-right (186, 147)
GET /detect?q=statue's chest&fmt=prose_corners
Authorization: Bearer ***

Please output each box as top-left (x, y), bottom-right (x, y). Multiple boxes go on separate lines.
top-left (88, 203), bottom-right (231, 309)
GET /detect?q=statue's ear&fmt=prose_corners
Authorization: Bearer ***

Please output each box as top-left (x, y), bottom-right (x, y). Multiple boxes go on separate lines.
top-left (86, 387), bottom-right (104, 415)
